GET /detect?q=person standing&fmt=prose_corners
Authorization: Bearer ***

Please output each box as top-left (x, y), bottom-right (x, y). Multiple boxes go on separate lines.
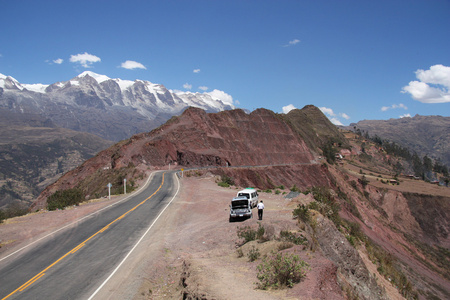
top-left (257, 200), bottom-right (265, 220)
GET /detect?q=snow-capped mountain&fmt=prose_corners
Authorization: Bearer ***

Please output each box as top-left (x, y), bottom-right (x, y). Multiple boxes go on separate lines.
top-left (0, 71), bottom-right (235, 141)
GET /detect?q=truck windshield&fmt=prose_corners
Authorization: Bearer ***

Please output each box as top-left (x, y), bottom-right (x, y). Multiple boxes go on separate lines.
top-left (231, 200), bottom-right (248, 208)
top-left (237, 193), bottom-right (249, 199)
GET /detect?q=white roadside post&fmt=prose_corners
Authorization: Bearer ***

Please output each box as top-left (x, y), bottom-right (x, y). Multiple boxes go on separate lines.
top-left (124, 178), bottom-right (127, 195)
top-left (107, 183), bottom-right (112, 200)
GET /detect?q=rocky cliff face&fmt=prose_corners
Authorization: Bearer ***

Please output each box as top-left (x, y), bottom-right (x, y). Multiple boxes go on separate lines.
top-left (31, 106), bottom-right (335, 210)
top-left (114, 107), bottom-right (315, 168)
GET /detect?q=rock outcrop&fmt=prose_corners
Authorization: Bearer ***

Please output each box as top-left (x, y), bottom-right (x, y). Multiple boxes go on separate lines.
top-left (308, 212), bottom-right (388, 300)
top-left (32, 106), bottom-right (335, 210)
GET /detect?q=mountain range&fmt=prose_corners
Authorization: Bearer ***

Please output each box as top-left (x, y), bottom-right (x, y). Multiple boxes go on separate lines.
top-left (0, 71), bottom-right (234, 141)
top-left (347, 115), bottom-right (450, 167)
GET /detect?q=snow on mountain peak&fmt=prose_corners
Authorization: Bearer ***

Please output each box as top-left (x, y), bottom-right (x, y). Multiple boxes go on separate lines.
top-left (113, 78), bottom-right (135, 92)
top-left (1, 71), bottom-right (234, 113)
top-left (22, 83), bottom-right (49, 93)
top-left (0, 73), bottom-right (24, 90)
top-left (76, 71), bottom-right (135, 92)
top-left (77, 71), bottom-right (110, 83)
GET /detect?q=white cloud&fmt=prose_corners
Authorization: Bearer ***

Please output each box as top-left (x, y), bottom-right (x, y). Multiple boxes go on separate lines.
top-left (198, 86), bottom-right (208, 91)
top-left (193, 69), bottom-right (201, 73)
top-left (402, 64), bottom-right (450, 103)
top-left (319, 107), bottom-right (336, 116)
top-left (320, 107), bottom-right (350, 125)
top-left (53, 58), bottom-right (63, 64)
top-left (340, 113), bottom-right (350, 120)
top-left (69, 52), bottom-right (101, 68)
top-left (183, 83), bottom-right (192, 90)
top-left (283, 39), bottom-right (300, 47)
top-left (400, 114), bottom-right (411, 118)
top-left (330, 117), bottom-right (343, 126)
top-left (207, 89), bottom-right (233, 105)
top-left (120, 60), bottom-right (146, 70)
top-left (381, 103), bottom-right (408, 112)
top-left (282, 104), bottom-right (297, 114)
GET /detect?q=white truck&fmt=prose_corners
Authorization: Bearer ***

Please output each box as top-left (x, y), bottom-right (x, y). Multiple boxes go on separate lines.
top-left (236, 188), bottom-right (259, 208)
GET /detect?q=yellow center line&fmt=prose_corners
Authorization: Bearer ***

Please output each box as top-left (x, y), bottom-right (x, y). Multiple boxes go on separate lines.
top-left (2, 173), bottom-right (166, 300)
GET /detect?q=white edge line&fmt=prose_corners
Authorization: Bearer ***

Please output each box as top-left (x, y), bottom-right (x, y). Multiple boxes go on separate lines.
top-left (0, 172), bottom-right (156, 263)
top-left (87, 172), bottom-right (180, 300)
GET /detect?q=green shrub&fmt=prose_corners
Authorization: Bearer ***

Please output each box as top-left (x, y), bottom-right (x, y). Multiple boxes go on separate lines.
top-left (346, 235), bottom-right (357, 247)
top-left (311, 187), bottom-right (341, 227)
top-left (290, 185), bottom-right (300, 192)
top-left (218, 175), bottom-right (234, 187)
top-left (359, 175), bottom-right (369, 188)
top-left (256, 223), bottom-right (265, 240)
top-left (256, 252), bottom-right (309, 289)
top-left (256, 223), bottom-right (275, 242)
top-left (320, 142), bottom-right (337, 164)
top-left (279, 230), bottom-right (307, 245)
top-left (47, 188), bottom-right (84, 211)
top-left (237, 225), bottom-right (257, 244)
top-left (218, 181), bottom-right (230, 188)
top-left (292, 204), bottom-right (310, 222)
top-left (236, 248), bottom-right (244, 258)
top-left (247, 246), bottom-right (261, 262)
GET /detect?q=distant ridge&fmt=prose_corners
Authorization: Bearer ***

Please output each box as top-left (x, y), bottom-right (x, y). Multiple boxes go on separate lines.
top-left (0, 109), bottom-right (113, 208)
top-left (347, 115), bottom-right (450, 166)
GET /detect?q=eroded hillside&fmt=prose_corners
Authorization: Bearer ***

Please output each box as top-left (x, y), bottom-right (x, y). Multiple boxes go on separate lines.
top-left (32, 106), bottom-right (334, 210)
top-left (28, 105), bottom-right (449, 299)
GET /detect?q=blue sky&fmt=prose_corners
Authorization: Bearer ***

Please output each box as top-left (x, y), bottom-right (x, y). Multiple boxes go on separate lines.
top-left (1, 0), bottom-right (449, 125)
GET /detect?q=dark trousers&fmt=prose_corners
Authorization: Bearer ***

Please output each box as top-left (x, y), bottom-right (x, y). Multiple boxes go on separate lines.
top-left (258, 209), bottom-right (263, 220)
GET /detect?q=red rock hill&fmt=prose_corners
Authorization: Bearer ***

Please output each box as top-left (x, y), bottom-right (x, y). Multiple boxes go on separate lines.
top-left (32, 106), bottom-right (337, 209)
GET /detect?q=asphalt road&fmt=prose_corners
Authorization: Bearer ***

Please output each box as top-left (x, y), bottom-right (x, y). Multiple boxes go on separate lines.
top-left (0, 171), bottom-right (178, 300)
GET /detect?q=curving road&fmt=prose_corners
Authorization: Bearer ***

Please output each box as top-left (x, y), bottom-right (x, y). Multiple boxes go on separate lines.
top-left (0, 171), bottom-right (179, 300)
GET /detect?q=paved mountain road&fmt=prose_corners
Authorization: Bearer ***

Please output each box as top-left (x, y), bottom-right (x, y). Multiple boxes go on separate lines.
top-left (0, 171), bottom-right (179, 300)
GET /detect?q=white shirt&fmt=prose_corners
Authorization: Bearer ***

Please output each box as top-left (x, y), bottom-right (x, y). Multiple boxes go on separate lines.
top-left (257, 202), bottom-right (264, 210)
